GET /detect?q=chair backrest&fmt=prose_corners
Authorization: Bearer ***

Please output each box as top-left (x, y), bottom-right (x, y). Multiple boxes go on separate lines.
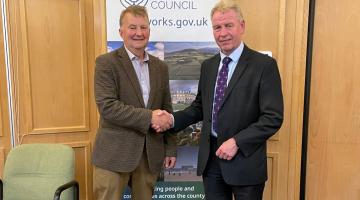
top-left (3, 144), bottom-right (75, 200)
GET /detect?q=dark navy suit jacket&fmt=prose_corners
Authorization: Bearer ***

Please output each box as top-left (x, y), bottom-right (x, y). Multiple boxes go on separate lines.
top-left (173, 44), bottom-right (283, 185)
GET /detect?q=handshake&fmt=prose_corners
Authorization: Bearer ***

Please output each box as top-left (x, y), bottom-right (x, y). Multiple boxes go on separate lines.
top-left (151, 109), bottom-right (173, 133)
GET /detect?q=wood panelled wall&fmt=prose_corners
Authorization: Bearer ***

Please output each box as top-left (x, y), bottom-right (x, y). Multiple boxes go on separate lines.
top-left (306, 0), bottom-right (360, 199)
top-left (0, 0), bottom-right (12, 178)
top-left (4, 0), bottom-right (106, 199)
top-left (240, 0), bottom-right (308, 199)
top-left (1, 0), bottom-right (308, 199)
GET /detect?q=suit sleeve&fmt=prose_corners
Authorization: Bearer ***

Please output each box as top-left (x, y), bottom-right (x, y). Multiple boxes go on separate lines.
top-left (94, 55), bottom-right (152, 135)
top-left (234, 58), bottom-right (284, 157)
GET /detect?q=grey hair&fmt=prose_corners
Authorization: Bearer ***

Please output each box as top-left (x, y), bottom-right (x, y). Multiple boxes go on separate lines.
top-left (211, 0), bottom-right (244, 20)
top-left (119, 5), bottom-right (149, 27)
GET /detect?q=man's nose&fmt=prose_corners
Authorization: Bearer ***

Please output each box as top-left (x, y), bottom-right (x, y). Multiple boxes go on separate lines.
top-left (218, 28), bottom-right (228, 36)
top-left (135, 27), bottom-right (143, 35)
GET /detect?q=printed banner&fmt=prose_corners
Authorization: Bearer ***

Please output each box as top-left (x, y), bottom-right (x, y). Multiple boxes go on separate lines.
top-left (106, 1), bottom-right (220, 199)
top-left (106, 0), bottom-right (218, 42)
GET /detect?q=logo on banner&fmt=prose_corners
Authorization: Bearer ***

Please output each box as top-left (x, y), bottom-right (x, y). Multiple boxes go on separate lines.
top-left (120, 0), bottom-right (149, 7)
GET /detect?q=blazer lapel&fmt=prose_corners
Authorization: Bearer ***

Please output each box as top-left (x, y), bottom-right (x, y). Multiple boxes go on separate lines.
top-left (220, 45), bottom-right (251, 108)
top-left (146, 58), bottom-right (158, 109)
top-left (117, 47), bottom-right (145, 107)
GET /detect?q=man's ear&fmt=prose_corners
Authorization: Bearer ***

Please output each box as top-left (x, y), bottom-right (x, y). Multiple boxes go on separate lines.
top-left (119, 27), bottom-right (123, 38)
top-left (240, 20), bottom-right (245, 34)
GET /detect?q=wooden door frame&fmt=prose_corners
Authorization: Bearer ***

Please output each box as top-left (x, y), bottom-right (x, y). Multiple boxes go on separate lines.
top-left (300, 0), bottom-right (315, 199)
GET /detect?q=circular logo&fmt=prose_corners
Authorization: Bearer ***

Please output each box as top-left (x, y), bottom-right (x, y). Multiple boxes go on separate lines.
top-left (120, 0), bottom-right (149, 7)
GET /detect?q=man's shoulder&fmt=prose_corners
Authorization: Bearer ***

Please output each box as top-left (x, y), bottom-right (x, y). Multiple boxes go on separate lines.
top-left (96, 48), bottom-right (122, 61)
top-left (148, 54), bottom-right (168, 69)
top-left (94, 48), bottom-right (125, 71)
top-left (148, 54), bottom-right (165, 63)
top-left (245, 46), bottom-right (276, 64)
top-left (203, 53), bottom-right (220, 64)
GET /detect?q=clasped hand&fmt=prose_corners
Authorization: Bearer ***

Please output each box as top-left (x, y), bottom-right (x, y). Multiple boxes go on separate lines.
top-left (151, 109), bottom-right (173, 133)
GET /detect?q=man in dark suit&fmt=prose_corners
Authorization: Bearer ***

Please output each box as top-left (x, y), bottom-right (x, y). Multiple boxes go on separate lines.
top-left (153, 0), bottom-right (283, 199)
top-left (92, 5), bottom-right (176, 200)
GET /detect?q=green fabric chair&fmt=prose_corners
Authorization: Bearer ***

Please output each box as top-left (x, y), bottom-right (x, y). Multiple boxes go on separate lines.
top-left (0, 144), bottom-right (79, 200)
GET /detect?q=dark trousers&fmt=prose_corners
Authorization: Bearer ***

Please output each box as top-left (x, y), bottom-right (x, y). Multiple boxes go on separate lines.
top-left (202, 136), bottom-right (265, 200)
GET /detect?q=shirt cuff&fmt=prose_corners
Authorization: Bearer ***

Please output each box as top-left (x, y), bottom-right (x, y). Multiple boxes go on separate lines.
top-left (170, 114), bottom-right (175, 128)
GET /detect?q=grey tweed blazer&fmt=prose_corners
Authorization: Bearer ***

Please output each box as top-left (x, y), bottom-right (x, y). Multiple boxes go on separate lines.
top-left (92, 47), bottom-right (176, 174)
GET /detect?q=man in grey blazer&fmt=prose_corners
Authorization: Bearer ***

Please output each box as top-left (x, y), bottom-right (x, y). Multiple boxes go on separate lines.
top-left (153, 0), bottom-right (283, 199)
top-left (92, 5), bottom-right (176, 200)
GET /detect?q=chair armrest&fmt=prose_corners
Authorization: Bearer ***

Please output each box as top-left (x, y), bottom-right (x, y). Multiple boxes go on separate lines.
top-left (0, 179), bottom-right (3, 200)
top-left (53, 180), bottom-right (79, 200)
